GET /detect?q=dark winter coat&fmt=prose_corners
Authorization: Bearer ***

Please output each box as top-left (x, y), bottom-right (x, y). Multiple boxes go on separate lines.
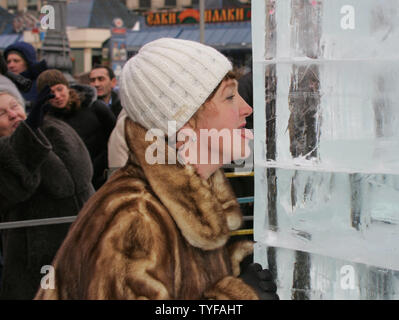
top-left (48, 84), bottom-right (116, 190)
top-left (3, 42), bottom-right (48, 107)
top-left (0, 117), bottom-right (94, 299)
top-left (109, 90), bottom-right (122, 118)
top-left (35, 119), bottom-right (258, 300)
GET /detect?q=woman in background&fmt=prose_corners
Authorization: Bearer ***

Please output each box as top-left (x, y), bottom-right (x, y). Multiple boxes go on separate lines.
top-left (0, 83), bottom-right (94, 299)
top-left (37, 70), bottom-right (116, 190)
top-left (3, 41), bottom-right (47, 110)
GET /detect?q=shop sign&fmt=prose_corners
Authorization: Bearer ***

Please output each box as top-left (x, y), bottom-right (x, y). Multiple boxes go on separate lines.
top-left (145, 7), bottom-right (251, 26)
top-left (110, 32), bottom-right (128, 81)
top-left (112, 17), bottom-right (126, 34)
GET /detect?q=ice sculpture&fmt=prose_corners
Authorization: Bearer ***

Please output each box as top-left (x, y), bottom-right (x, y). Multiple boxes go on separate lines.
top-left (253, 0), bottom-right (399, 299)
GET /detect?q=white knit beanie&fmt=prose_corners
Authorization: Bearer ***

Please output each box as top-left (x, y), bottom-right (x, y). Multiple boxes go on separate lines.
top-left (119, 38), bottom-right (232, 136)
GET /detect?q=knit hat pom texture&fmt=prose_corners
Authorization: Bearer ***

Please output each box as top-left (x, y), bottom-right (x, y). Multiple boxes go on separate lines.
top-left (120, 38), bottom-right (232, 135)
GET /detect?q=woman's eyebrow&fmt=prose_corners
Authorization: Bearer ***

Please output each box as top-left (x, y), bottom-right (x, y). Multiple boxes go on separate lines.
top-left (221, 80), bottom-right (237, 95)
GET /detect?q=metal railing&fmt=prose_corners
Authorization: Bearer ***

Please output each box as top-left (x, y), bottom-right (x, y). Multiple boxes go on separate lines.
top-left (0, 171), bottom-right (254, 231)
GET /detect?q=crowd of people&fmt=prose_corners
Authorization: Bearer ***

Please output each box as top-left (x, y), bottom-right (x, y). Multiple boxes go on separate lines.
top-left (0, 39), bottom-right (277, 300)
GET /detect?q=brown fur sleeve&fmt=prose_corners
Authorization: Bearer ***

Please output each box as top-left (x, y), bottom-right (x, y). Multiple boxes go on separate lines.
top-left (228, 240), bottom-right (254, 277)
top-left (204, 276), bottom-right (259, 300)
top-left (203, 241), bottom-right (257, 300)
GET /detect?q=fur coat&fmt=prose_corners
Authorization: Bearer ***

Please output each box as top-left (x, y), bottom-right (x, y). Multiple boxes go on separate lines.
top-left (35, 118), bottom-right (258, 300)
top-left (48, 84), bottom-right (116, 190)
top-left (0, 117), bottom-right (94, 299)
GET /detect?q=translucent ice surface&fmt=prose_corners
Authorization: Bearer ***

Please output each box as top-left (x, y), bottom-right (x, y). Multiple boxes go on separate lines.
top-left (254, 168), bottom-right (399, 270)
top-left (252, 0), bottom-right (399, 299)
top-left (254, 244), bottom-right (399, 300)
top-left (267, 60), bottom-right (399, 174)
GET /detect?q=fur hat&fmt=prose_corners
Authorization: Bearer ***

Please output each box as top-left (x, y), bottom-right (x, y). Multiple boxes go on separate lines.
top-left (37, 69), bottom-right (69, 93)
top-left (119, 38), bottom-right (232, 136)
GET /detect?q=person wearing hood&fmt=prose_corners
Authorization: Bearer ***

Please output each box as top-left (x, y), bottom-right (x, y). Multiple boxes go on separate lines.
top-left (0, 78), bottom-right (94, 299)
top-left (34, 38), bottom-right (278, 300)
top-left (3, 41), bottom-right (48, 110)
top-left (37, 69), bottom-right (116, 190)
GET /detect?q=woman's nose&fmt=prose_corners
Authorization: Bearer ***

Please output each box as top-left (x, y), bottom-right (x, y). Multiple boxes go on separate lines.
top-left (239, 95), bottom-right (252, 117)
top-left (8, 109), bottom-right (17, 119)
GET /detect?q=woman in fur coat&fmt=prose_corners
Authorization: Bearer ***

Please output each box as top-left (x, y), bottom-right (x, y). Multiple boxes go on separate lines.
top-left (35, 38), bottom-right (278, 300)
top-left (36, 70), bottom-right (116, 190)
top-left (0, 84), bottom-right (94, 299)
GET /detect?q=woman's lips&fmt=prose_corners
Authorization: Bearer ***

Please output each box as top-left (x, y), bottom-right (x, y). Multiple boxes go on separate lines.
top-left (12, 120), bottom-right (21, 129)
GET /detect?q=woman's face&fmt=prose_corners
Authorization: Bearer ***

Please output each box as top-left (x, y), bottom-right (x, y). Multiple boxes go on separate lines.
top-left (49, 84), bottom-right (69, 109)
top-left (194, 78), bottom-right (253, 164)
top-left (0, 93), bottom-right (26, 137)
top-left (6, 53), bottom-right (27, 74)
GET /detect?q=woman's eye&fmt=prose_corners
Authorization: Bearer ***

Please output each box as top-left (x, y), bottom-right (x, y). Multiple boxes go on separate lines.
top-left (226, 95), bottom-right (235, 100)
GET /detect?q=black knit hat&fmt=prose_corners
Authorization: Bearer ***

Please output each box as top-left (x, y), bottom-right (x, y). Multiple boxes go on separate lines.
top-left (37, 69), bottom-right (69, 93)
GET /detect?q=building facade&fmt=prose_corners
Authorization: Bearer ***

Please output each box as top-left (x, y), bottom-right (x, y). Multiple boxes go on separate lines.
top-left (121, 0), bottom-right (250, 12)
top-left (0, 0), bottom-right (43, 12)
top-left (0, 0), bottom-right (252, 76)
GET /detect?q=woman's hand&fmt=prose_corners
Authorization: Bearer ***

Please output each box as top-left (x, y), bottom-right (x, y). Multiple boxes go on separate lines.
top-left (25, 86), bottom-right (55, 129)
top-left (240, 263), bottom-right (279, 300)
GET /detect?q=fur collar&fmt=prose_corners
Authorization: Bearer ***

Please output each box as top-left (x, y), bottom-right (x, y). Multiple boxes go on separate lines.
top-left (124, 118), bottom-right (243, 250)
top-left (70, 84), bottom-right (97, 107)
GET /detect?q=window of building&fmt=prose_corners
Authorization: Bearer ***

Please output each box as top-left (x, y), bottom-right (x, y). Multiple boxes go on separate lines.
top-left (7, 0), bottom-right (18, 11)
top-left (165, 0), bottom-right (177, 7)
top-left (139, 0), bottom-right (151, 9)
top-left (27, 0), bottom-right (39, 11)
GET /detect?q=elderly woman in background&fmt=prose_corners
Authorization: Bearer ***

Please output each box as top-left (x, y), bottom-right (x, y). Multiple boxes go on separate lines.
top-left (35, 38), bottom-right (278, 300)
top-left (0, 80), bottom-right (94, 299)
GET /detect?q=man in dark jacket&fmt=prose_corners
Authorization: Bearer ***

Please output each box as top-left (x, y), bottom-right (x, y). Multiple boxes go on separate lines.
top-left (89, 65), bottom-right (122, 118)
top-left (0, 84), bottom-right (94, 299)
top-left (3, 41), bottom-right (47, 110)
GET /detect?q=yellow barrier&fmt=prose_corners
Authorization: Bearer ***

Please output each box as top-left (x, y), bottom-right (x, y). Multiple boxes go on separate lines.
top-left (224, 172), bottom-right (254, 178)
top-left (230, 229), bottom-right (253, 236)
